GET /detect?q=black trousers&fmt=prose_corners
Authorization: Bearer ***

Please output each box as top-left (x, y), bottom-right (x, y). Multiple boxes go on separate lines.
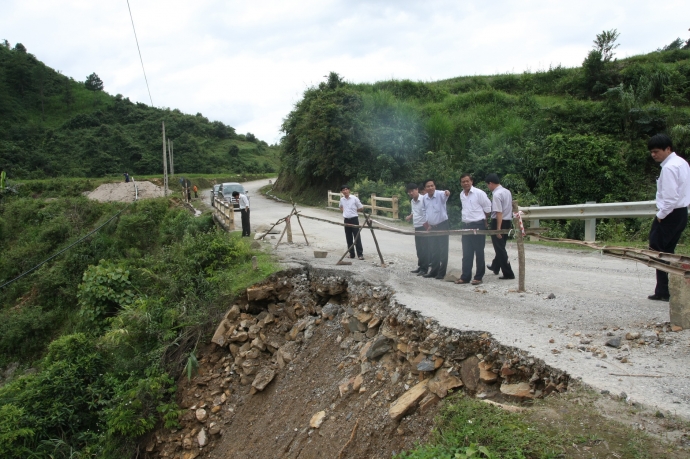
top-left (414, 226), bottom-right (429, 268)
top-left (344, 217), bottom-right (363, 257)
top-left (240, 208), bottom-right (251, 236)
top-left (461, 221), bottom-right (487, 282)
top-left (489, 220), bottom-right (515, 277)
top-left (649, 207), bottom-right (688, 297)
top-left (427, 220), bottom-right (450, 276)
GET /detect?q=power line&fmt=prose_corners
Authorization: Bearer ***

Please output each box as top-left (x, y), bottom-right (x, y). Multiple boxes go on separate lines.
top-left (126, 0), bottom-right (154, 106)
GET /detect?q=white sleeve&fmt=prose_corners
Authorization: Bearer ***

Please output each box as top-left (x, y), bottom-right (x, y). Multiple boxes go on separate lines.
top-left (657, 167), bottom-right (680, 219)
top-left (480, 192), bottom-right (492, 213)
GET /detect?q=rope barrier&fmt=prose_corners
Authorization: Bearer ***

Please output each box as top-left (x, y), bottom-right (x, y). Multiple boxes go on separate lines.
top-left (0, 180), bottom-right (139, 290)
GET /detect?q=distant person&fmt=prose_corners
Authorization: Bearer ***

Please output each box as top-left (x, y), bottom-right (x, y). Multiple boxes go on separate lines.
top-left (456, 174), bottom-right (491, 285)
top-left (123, 172), bottom-right (129, 183)
top-left (486, 173), bottom-right (515, 280)
top-left (422, 179), bottom-right (451, 279)
top-left (647, 133), bottom-right (690, 301)
top-left (232, 191), bottom-right (251, 237)
top-left (405, 183), bottom-right (428, 275)
top-left (339, 185), bottom-right (364, 260)
top-left (193, 184), bottom-right (198, 199)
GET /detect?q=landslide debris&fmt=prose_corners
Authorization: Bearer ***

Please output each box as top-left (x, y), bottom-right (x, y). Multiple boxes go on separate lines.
top-left (144, 268), bottom-right (569, 459)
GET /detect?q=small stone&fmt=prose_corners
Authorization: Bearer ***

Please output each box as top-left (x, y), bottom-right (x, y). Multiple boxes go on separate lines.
top-left (621, 357), bottom-right (629, 363)
top-left (416, 357), bottom-right (435, 372)
top-left (197, 428), bottom-right (208, 447)
top-left (365, 336), bottom-right (392, 360)
top-left (427, 369), bottom-right (463, 399)
top-left (671, 325), bottom-right (683, 332)
top-left (580, 338), bottom-right (592, 344)
top-left (549, 339), bottom-right (555, 343)
top-left (565, 343), bottom-right (575, 349)
top-left (195, 408), bottom-right (208, 422)
top-left (208, 422), bottom-right (221, 435)
top-left (183, 437), bottom-right (193, 449)
top-left (546, 293), bottom-right (556, 299)
top-left (478, 361), bottom-right (497, 383)
top-left (625, 331), bottom-right (640, 340)
top-left (252, 367), bottom-right (276, 391)
top-left (211, 406), bottom-right (221, 414)
top-left (352, 374), bottom-right (364, 392)
top-left (389, 380), bottom-right (429, 421)
top-left (310, 411), bottom-right (326, 428)
top-left (606, 337), bottom-right (622, 349)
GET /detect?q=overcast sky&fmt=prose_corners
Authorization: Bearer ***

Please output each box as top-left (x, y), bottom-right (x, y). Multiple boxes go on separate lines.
top-left (3, 1), bottom-right (689, 143)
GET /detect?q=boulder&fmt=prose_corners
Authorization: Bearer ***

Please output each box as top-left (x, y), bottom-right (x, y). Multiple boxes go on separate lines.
top-left (252, 367), bottom-right (276, 391)
top-left (365, 336), bottom-right (392, 360)
top-left (247, 285), bottom-right (275, 302)
top-left (428, 369), bottom-right (463, 398)
top-left (460, 356), bottom-right (480, 391)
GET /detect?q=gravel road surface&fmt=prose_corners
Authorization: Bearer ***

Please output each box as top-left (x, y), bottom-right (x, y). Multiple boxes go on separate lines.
top-left (205, 179), bottom-right (690, 419)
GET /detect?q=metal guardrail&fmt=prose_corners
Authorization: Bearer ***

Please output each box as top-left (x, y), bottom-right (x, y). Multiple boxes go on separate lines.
top-left (518, 200), bottom-right (658, 242)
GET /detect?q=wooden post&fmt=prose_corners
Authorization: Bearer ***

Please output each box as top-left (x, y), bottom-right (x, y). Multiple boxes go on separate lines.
top-left (276, 209), bottom-right (295, 247)
top-left (170, 140), bottom-right (174, 175)
top-left (286, 215), bottom-right (293, 243)
top-left (512, 201), bottom-right (526, 292)
top-left (371, 193), bottom-right (377, 216)
top-left (365, 213), bottom-right (386, 267)
top-left (392, 195), bottom-right (399, 219)
top-left (162, 122), bottom-right (168, 196)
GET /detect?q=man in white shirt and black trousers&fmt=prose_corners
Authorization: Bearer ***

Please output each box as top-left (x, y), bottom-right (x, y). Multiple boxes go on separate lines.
top-left (647, 134), bottom-right (690, 301)
top-left (405, 183), bottom-right (429, 275)
top-left (455, 174), bottom-right (492, 285)
top-left (339, 185), bottom-right (364, 260)
top-left (486, 173), bottom-right (516, 280)
top-left (422, 179), bottom-right (451, 279)
top-left (232, 191), bottom-right (251, 237)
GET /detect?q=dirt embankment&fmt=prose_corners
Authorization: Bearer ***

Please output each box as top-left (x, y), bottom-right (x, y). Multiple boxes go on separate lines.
top-left (143, 268), bottom-right (569, 459)
top-left (85, 181), bottom-right (166, 202)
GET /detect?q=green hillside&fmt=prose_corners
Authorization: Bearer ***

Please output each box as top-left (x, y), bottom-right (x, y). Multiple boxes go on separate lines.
top-left (277, 33), bottom-right (690, 217)
top-left (0, 41), bottom-right (279, 178)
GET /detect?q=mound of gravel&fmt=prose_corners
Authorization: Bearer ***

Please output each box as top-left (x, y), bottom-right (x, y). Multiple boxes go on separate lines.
top-left (86, 181), bottom-right (166, 202)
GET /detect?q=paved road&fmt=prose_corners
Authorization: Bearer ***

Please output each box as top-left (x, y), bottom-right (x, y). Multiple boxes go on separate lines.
top-left (210, 179), bottom-right (690, 418)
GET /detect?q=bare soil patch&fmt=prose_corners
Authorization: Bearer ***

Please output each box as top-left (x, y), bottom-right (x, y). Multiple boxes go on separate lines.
top-left (85, 181), bottom-right (165, 202)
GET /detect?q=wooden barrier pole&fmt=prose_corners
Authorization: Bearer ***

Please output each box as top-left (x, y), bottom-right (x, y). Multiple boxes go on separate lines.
top-left (286, 215), bottom-right (293, 243)
top-left (371, 193), bottom-right (377, 216)
top-left (275, 209), bottom-right (295, 247)
top-left (513, 201), bottom-right (526, 292)
top-left (336, 216), bottom-right (369, 265)
top-left (392, 196), bottom-right (399, 219)
top-left (365, 213), bottom-right (386, 266)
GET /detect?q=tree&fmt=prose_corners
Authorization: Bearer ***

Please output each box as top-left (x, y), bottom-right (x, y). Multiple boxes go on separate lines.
top-left (85, 72), bottom-right (104, 91)
top-left (245, 132), bottom-right (257, 143)
top-left (593, 29), bottom-right (620, 62)
top-left (228, 145), bottom-right (240, 157)
top-left (13, 43), bottom-right (26, 54)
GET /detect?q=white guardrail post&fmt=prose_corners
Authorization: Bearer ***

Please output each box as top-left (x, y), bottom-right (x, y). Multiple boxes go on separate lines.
top-left (519, 200), bottom-right (658, 242)
top-left (584, 201), bottom-right (596, 242)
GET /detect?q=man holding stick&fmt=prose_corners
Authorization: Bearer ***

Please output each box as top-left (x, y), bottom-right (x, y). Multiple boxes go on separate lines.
top-left (405, 183), bottom-right (429, 275)
top-left (647, 133), bottom-right (690, 301)
top-left (456, 174), bottom-right (491, 285)
top-left (486, 173), bottom-right (515, 280)
top-left (339, 185), bottom-right (364, 260)
top-left (422, 179), bottom-right (451, 279)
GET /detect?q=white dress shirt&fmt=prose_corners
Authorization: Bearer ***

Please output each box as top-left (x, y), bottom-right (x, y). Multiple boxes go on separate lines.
top-left (423, 191), bottom-right (449, 226)
top-left (238, 194), bottom-right (250, 209)
top-left (656, 152), bottom-right (690, 219)
top-left (410, 197), bottom-right (427, 227)
top-left (490, 185), bottom-right (512, 220)
top-left (460, 187), bottom-right (491, 223)
top-left (339, 196), bottom-right (363, 218)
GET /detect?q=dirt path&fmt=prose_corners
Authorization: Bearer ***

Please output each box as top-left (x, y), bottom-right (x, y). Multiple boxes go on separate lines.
top-left (208, 179), bottom-right (690, 419)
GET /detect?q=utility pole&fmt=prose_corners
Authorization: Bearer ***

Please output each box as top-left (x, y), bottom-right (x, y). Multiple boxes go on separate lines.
top-left (169, 139), bottom-right (175, 175)
top-left (162, 121), bottom-right (168, 196)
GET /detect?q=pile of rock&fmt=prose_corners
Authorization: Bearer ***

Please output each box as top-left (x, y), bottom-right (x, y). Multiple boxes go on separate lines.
top-left (145, 268), bottom-right (569, 458)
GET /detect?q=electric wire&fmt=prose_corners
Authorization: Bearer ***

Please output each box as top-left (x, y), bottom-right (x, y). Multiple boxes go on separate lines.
top-left (0, 181), bottom-right (139, 291)
top-left (126, 0), bottom-right (154, 106)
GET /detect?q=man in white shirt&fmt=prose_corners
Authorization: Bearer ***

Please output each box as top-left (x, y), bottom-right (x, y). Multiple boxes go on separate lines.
top-left (232, 191), bottom-right (251, 237)
top-left (405, 183), bottom-right (429, 275)
top-left (486, 173), bottom-right (516, 279)
top-left (647, 134), bottom-right (690, 301)
top-left (339, 185), bottom-right (364, 260)
top-left (455, 174), bottom-right (491, 285)
top-left (422, 179), bottom-right (451, 279)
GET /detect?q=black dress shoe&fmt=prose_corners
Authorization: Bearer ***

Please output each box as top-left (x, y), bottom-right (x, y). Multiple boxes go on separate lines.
top-left (648, 294), bottom-right (670, 301)
top-left (499, 275), bottom-right (515, 280)
top-left (486, 265), bottom-right (499, 275)
top-left (410, 267), bottom-right (422, 273)
top-left (417, 270), bottom-right (427, 276)
top-left (423, 271), bottom-right (438, 278)
top-left (435, 274), bottom-right (446, 280)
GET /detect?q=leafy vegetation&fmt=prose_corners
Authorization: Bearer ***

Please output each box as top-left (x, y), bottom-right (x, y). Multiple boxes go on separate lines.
top-left (0, 182), bottom-right (278, 458)
top-left (277, 32), bottom-right (690, 239)
top-left (0, 42), bottom-right (279, 179)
